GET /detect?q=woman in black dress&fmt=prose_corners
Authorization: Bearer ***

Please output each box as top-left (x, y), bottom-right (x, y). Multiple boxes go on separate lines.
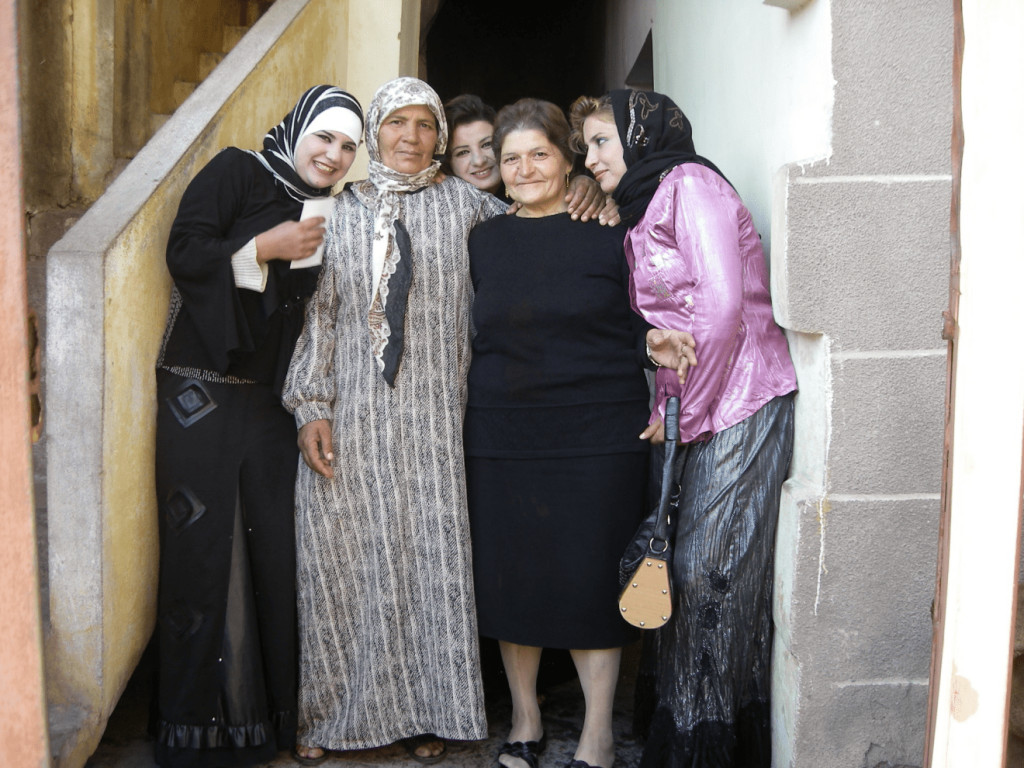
top-left (466, 98), bottom-right (652, 768)
top-left (153, 85), bottom-right (362, 768)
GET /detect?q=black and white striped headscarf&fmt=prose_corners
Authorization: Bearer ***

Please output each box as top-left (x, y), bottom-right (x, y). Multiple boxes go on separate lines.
top-left (249, 85), bottom-right (364, 202)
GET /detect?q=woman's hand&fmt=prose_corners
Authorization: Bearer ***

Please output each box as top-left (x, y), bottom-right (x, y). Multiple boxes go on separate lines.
top-left (646, 328), bottom-right (698, 385)
top-left (597, 198), bottom-right (621, 227)
top-left (255, 217), bottom-right (326, 264)
top-left (297, 419), bottom-right (334, 478)
top-left (566, 176), bottom-right (604, 222)
top-left (640, 418), bottom-right (665, 444)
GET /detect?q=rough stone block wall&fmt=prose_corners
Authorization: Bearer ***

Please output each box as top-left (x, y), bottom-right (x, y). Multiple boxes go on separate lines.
top-left (770, 1), bottom-right (953, 766)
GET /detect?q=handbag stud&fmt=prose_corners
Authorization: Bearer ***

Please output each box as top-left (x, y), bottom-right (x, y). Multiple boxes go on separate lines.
top-left (632, 583), bottom-right (638, 588)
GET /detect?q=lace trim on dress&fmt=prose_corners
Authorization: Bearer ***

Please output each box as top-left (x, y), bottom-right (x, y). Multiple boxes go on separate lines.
top-left (368, 235), bottom-right (401, 372)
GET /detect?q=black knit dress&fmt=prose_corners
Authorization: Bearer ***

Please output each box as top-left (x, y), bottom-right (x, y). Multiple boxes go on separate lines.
top-left (466, 212), bottom-right (651, 650)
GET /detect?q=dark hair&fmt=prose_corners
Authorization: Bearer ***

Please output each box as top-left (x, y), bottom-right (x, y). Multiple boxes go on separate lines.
top-left (492, 98), bottom-right (576, 169)
top-left (568, 94), bottom-right (615, 154)
top-left (441, 94), bottom-right (497, 175)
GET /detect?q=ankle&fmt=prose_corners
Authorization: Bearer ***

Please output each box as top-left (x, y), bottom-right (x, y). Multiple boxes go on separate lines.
top-left (507, 712), bottom-right (543, 742)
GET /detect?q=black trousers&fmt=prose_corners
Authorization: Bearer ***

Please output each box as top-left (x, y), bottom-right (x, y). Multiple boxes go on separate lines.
top-left (154, 371), bottom-right (298, 768)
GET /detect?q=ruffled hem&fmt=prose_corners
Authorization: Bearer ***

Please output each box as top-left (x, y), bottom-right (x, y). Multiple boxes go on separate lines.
top-left (157, 718), bottom-right (273, 750)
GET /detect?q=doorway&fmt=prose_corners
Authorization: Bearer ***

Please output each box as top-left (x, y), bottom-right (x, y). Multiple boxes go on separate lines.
top-left (424, 0), bottom-right (608, 113)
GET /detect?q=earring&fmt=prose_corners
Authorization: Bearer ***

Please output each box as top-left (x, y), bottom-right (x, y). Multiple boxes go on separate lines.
top-left (565, 171), bottom-right (570, 189)
top-left (505, 187), bottom-right (512, 199)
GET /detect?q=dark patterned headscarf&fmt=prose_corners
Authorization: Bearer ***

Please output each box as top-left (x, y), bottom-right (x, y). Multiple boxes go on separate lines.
top-left (609, 89), bottom-right (729, 225)
top-left (249, 85), bottom-right (364, 202)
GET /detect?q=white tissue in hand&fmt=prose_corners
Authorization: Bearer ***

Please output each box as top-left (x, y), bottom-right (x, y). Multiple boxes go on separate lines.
top-left (291, 197), bottom-right (334, 269)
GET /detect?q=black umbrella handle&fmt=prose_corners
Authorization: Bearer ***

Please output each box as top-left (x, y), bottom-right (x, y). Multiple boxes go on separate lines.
top-left (651, 397), bottom-right (680, 549)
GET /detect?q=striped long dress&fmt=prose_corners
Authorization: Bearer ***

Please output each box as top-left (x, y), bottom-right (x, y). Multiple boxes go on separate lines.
top-left (282, 177), bottom-right (505, 750)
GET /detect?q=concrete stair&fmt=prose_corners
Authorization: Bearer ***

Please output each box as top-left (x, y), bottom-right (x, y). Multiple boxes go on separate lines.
top-left (245, 0), bottom-right (274, 25)
top-left (222, 25), bottom-right (249, 54)
top-left (198, 51), bottom-right (225, 80)
top-left (150, 113), bottom-right (171, 137)
top-left (144, 1), bottom-right (276, 144)
top-left (172, 80), bottom-right (197, 109)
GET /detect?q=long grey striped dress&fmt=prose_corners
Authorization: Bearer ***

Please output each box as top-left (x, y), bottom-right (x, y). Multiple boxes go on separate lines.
top-left (282, 176), bottom-right (505, 750)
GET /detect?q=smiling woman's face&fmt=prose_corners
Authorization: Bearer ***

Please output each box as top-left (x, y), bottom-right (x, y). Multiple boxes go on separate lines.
top-left (499, 128), bottom-right (573, 217)
top-left (294, 130), bottom-right (358, 188)
top-left (377, 104), bottom-right (438, 174)
top-left (449, 120), bottom-right (500, 192)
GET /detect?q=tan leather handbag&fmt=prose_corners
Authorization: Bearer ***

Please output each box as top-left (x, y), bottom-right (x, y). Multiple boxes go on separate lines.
top-left (618, 396), bottom-right (679, 629)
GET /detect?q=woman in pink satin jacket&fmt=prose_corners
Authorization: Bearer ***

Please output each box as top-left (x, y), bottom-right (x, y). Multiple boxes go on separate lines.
top-left (571, 90), bottom-right (797, 768)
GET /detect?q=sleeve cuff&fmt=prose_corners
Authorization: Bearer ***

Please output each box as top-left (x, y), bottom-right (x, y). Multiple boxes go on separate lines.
top-left (231, 238), bottom-right (267, 292)
top-left (293, 402), bottom-right (334, 429)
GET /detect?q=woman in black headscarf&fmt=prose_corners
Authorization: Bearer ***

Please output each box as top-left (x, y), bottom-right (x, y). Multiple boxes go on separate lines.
top-left (153, 85), bottom-right (363, 768)
top-left (571, 90), bottom-right (797, 768)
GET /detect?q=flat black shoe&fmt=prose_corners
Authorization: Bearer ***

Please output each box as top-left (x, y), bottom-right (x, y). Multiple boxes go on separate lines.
top-left (497, 733), bottom-right (547, 768)
top-left (566, 761), bottom-right (603, 768)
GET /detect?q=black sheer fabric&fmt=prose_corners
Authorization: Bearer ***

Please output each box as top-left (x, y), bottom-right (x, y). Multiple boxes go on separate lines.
top-left (635, 394), bottom-right (795, 768)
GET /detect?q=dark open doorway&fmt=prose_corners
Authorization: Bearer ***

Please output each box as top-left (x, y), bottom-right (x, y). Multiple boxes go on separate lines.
top-left (424, 0), bottom-right (608, 114)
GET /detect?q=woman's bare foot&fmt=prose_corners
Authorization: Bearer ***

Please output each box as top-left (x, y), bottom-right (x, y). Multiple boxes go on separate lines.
top-left (292, 744), bottom-right (326, 765)
top-left (401, 733), bottom-right (446, 764)
top-left (573, 729), bottom-right (615, 768)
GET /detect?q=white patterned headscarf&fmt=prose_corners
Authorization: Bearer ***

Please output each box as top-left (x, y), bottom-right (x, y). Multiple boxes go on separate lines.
top-left (248, 85), bottom-right (363, 202)
top-left (352, 77), bottom-right (447, 386)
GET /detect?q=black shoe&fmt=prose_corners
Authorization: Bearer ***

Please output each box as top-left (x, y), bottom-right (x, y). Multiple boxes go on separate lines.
top-left (567, 761), bottom-right (603, 768)
top-left (497, 732), bottom-right (547, 768)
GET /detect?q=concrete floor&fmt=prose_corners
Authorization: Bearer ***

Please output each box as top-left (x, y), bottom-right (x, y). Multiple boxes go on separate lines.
top-left (84, 644), bottom-right (645, 768)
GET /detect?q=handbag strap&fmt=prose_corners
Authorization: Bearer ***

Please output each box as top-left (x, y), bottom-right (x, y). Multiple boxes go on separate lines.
top-left (651, 396), bottom-right (680, 548)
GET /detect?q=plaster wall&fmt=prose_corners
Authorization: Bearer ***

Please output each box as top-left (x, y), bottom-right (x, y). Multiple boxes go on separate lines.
top-left (654, 0), bottom-right (833, 256)
top-left (604, 0), bottom-right (655, 89)
top-left (649, 1), bottom-right (952, 766)
top-left (0, 1), bottom-right (50, 764)
top-left (42, 1), bottom-right (417, 765)
top-left (70, 0), bottom-right (115, 201)
top-left (18, 0), bottom-right (73, 210)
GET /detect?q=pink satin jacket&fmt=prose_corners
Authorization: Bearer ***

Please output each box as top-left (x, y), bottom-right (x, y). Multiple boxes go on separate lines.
top-left (624, 164), bottom-right (797, 443)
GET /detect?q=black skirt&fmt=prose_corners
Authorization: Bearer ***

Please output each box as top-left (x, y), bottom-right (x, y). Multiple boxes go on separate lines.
top-left (154, 370), bottom-right (298, 768)
top-left (467, 452), bottom-right (648, 649)
top-left (635, 393), bottom-right (795, 768)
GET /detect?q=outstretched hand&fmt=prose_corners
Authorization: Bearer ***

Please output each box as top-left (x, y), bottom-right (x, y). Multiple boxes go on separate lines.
top-left (297, 419), bottom-right (334, 478)
top-left (646, 328), bottom-right (698, 385)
